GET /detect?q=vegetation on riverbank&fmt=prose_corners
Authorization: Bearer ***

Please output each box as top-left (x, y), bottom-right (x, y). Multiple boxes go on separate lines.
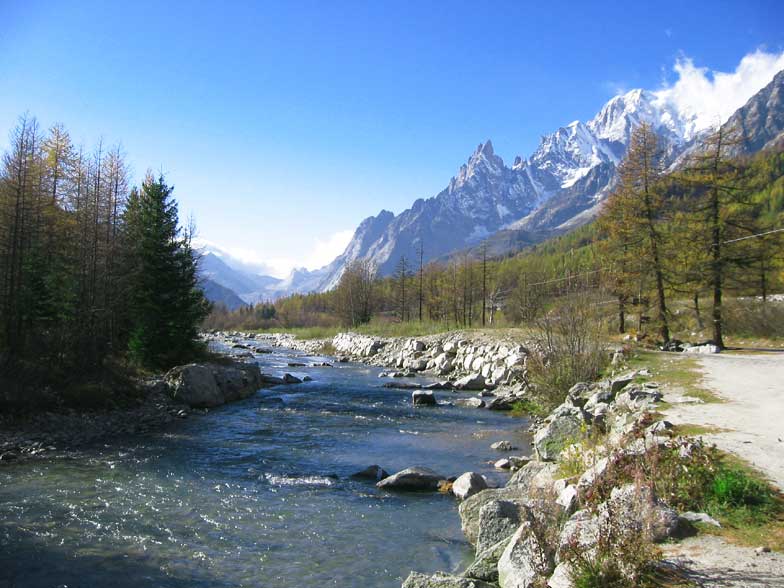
top-left (0, 116), bottom-right (209, 409)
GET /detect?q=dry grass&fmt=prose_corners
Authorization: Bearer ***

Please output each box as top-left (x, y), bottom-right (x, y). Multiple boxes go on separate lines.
top-left (626, 350), bottom-right (723, 404)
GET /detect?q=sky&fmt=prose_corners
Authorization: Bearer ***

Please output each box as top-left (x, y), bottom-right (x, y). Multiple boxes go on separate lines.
top-left (1, 0), bottom-right (783, 277)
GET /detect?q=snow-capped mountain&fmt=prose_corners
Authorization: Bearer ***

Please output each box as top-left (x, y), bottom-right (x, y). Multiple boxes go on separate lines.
top-left (317, 69), bottom-right (783, 289)
top-left (317, 139), bottom-right (542, 290)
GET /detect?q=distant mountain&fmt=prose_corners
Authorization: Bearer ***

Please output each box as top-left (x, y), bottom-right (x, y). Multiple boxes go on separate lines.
top-left (200, 278), bottom-right (246, 311)
top-left (318, 69), bottom-right (784, 286)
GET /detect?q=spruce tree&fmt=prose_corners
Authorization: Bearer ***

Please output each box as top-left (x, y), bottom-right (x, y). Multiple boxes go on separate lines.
top-left (123, 174), bottom-right (209, 368)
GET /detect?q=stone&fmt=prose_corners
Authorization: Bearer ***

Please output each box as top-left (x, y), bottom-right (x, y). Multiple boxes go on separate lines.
top-left (456, 398), bottom-right (485, 408)
top-left (684, 343), bottom-right (720, 354)
top-left (462, 538), bottom-right (508, 583)
top-left (534, 405), bottom-right (584, 461)
top-left (498, 520), bottom-right (555, 588)
top-left (412, 390), bottom-right (437, 406)
top-left (556, 485), bottom-right (578, 515)
top-left (646, 420), bottom-right (673, 436)
top-left (491, 440), bottom-right (515, 451)
top-left (547, 562), bottom-right (573, 588)
top-left (166, 364), bottom-right (224, 408)
top-left (452, 472), bottom-right (488, 501)
top-left (409, 358), bottom-right (429, 371)
top-left (495, 458), bottom-right (512, 470)
top-left (402, 572), bottom-right (496, 588)
top-left (302, 375), bottom-right (313, 382)
top-left (282, 373), bottom-right (302, 384)
top-left (476, 500), bottom-right (524, 554)
top-left (508, 456), bottom-right (531, 469)
top-left (459, 487), bottom-right (527, 545)
top-left (454, 373), bottom-right (486, 391)
top-left (350, 465), bottom-right (389, 481)
top-left (680, 511), bottom-right (721, 527)
top-left (287, 362), bottom-right (307, 367)
top-left (376, 467), bottom-right (444, 491)
top-left (610, 373), bottom-right (635, 393)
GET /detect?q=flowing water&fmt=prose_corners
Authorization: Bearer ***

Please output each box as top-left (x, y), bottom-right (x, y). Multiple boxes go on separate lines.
top-left (0, 343), bottom-right (530, 588)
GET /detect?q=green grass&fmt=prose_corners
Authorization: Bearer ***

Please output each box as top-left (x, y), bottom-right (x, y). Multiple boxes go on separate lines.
top-left (625, 350), bottom-right (723, 403)
top-left (671, 423), bottom-right (728, 436)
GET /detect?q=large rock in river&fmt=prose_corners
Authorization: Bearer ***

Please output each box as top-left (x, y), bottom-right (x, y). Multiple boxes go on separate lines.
top-left (166, 362), bottom-right (262, 408)
top-left (376, 467), bottom-right (445, 491)
top-left (452, 472), bottom-right (488, 501)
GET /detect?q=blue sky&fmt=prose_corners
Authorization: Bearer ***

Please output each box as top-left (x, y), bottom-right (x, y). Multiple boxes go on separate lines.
top-left (1, 0), bottom-right (783, 276)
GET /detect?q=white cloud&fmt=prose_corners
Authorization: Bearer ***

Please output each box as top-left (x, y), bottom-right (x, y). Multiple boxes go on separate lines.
top-left (194, 229), bottom-right (353, 278)
top-left (304, 229), bottom-right (354, 270)
top-left (654, 49), bottom-right (784, 133)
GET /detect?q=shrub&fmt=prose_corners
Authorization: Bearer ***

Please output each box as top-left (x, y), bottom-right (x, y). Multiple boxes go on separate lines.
top-left (527, 294), bottom-right (609, 411)
top-left (722, 298), bottom-right (784, 339)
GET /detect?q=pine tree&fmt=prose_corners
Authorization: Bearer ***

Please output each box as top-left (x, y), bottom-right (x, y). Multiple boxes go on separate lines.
top-left (123, 174), bottom-right (209, 368)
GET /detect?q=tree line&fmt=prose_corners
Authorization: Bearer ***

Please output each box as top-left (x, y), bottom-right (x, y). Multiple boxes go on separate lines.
top-left (0, 115), bottom-right (208, 402)
top-left (207, 125), bottom-right (783, 346)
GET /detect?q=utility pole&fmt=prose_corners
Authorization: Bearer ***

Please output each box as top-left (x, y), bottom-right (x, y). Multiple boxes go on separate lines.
top-left (417, 241), bottom-right (424, 322)
top-left (481, 243), bottom-right (487, 327)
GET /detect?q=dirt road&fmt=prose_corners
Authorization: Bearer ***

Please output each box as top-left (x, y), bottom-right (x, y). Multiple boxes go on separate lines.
top-left (664, 352), bottom-right (784, 490)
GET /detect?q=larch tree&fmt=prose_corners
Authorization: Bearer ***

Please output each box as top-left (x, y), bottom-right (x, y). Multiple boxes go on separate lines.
top-left (598, 123), bottom-right (672, 343)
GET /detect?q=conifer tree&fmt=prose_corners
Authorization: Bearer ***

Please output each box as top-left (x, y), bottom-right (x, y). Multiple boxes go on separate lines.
top-left (123, 174), bottom-right (209, 368)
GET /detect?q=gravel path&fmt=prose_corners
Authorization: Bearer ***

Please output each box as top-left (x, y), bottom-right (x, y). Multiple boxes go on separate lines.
top-left (662, 536), bottom-right (784, 587)
top-left (664, 352), bottom-right (784, 490)
top-left (661, 352), bottom-right (784, 586)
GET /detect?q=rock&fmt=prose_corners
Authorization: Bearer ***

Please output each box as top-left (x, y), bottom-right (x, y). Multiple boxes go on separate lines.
top-left (547, 562), bottom-right (573, 588)
top-left (456, 398), bottom-right (485, 408)
top-left (282, 373), bottom-right (302, 384)
top-left (424, 381), bottom-right (454, 390)
top-left (610, 373), bottom-right (634, 393)
top-left (476, 500), bottom-right (524, 554)
top-left (260, 374), bottom-right (287, 386)
top-left (302, 375), bottom-right (313, 382)
top-left (409, 358), bottom-right (429, 371)
top-left (287, 362), bottom-right (307, 367)
top-left (454, 373), bottom-right (486, 391)
top-left (680, 511), bottom-right (721, 527)
top-left (491, 440), bottom-right (515, 451)
top-left (462, 539), bottom-right (508, 583)
top-left (556, 484), bottom-right (578, 515)
top-left (459, 487), bottom-right (527, 545)
top-left (167, 364), bottom-right (224, 407)
top-left (498, 519), bottom-right (555, 588)
top-left (495, 458), bottom-right (512, 470)
top-left (507, 461), bottom-right (556, 491)
top-left (755, 546), bottom-right (772, 555)
top-left (412, 390), bottom-right (437, 406)
top-left (376, 467), bottom-right (444, 491)
top-left (508, 456), bottom-right (531, 469)
top-left (534, 405), bottom-right (584, 461)
top-left (402, 572), bottom-right (496, 588)
top-left (661, 339), bottom-right (684, 352)
top-left (646, 420), bottom-right (673, 436)
top-left (452, 472), bottom-right (488, 501)
top-left (486, 395), bottom-right (515, 411)
top-left (684, 343), bottom-right (720, 354)
top-left (383, 382), bottom-right (422, 390)
top-left (350, 465), bottom-right (389, 481)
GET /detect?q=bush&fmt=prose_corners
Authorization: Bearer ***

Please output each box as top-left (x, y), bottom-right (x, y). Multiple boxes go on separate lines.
top-left (722, 298), bottom-right (784, 339)
top-left (527, 294), bottom-right (609, 411)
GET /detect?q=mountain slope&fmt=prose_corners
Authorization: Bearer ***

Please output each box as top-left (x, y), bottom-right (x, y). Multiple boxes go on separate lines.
top-left (200, 278), bottom-right (246, 311)
top-left (318, 69), bottom-right (784, 289)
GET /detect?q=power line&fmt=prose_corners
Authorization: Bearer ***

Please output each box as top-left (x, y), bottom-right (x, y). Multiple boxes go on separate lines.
top-left (526, 268), bottom-right (605, 287)
top-left (722, 227), bottom-right (784, 244)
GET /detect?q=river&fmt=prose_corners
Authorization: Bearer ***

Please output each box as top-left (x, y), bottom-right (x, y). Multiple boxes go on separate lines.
top-left (0, 342), bottom-right (530, 588)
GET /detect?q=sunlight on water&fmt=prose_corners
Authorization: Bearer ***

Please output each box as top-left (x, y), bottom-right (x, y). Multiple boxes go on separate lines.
top-left (0, 345), bottom-right (530, 588)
